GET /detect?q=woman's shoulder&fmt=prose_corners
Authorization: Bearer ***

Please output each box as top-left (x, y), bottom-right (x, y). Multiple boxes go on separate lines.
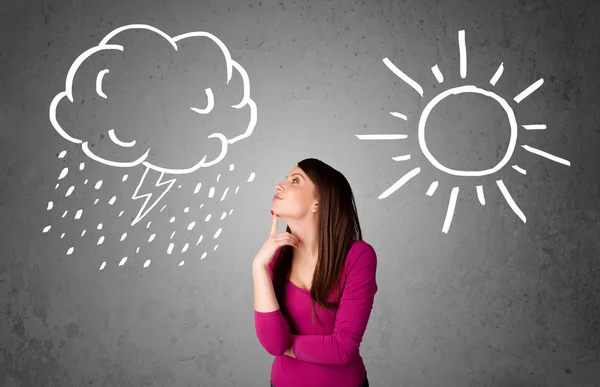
top-left (343, 240), bottom-right (376, 272)
top-left (348, 239), bottom-right (375, 258)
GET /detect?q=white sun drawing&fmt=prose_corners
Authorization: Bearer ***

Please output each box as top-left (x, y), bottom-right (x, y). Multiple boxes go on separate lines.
top-left (357, 29), bottom-right (571, 234)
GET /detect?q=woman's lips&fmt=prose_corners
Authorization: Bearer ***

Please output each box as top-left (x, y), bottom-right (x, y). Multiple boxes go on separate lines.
top-left (273, 195), bottom-right (282, 201)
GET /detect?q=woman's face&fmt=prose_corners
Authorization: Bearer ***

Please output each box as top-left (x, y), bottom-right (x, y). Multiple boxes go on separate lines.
top-left (272, 166), bottom-right (318, 218)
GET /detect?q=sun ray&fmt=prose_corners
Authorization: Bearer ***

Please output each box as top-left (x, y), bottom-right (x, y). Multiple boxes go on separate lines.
top-left (476, 185), bottom-right (485, 205)
top-left (426, 181), bottom-right (438, 196)
top-left (489, 62), bottom-right (504, 86)
top-left (496, 179), bottom-right (526, 223)
top-left (442, 187), bottom-right (459, 233)
top-left (512, 165), bottom-right (527, 175)
top-left (355, 134), bottom-right (407, 140)
top-left (390, 112), bottom-right (408, 120)
top-left (458, 30), bottom-right (467, 78)
top-left (522, 124), bottom-right (546, 130)
top-left (392, 154), bottom-right (411, 161)
top-left (382, 57), bottom-right (424, 97)
top-left (378, 167), bottom-right (421, 199)
top-left (514, 78), bottom-right (544, 103)
top-left (521, 145), bottom-right (571, 166)
top-left (431, 64), bottom-right (444, 83)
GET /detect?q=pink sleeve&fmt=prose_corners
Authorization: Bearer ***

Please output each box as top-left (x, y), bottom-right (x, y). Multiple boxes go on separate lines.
top-left (291, 244), bottom-right (378, 364)
top-left (254, 249), bottom-right (292, 356)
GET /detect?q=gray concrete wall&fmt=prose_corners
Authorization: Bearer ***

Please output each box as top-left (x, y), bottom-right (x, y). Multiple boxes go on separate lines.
top-left (1, 0), bottom-right (599, 386)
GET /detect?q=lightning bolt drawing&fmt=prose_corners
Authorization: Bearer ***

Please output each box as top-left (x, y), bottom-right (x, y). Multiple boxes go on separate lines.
top-left (131, 165), bottom-right (176, 226)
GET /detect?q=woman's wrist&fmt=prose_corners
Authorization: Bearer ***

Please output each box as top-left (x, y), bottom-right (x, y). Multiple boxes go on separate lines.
top-left (252, 260), bottom-right (269, 271)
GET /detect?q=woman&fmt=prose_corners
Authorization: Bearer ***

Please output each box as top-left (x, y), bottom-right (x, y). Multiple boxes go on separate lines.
top-left (253, 158), bottom-right (377, 387)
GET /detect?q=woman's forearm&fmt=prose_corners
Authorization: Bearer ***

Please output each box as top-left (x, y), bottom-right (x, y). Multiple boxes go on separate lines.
top-left (253, 263), bottom-right (280, 312)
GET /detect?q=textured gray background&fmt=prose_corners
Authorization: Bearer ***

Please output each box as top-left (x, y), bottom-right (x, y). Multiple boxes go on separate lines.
top-left (1, 0), bottom-right (599, 386)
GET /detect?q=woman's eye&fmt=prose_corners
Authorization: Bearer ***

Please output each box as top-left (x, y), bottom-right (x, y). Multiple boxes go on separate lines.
top-left (292, 178), bottom-right (298, 183)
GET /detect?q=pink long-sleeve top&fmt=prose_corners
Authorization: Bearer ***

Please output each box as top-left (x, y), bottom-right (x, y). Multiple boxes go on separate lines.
top-left (254, 240), bottom-right (378, 387)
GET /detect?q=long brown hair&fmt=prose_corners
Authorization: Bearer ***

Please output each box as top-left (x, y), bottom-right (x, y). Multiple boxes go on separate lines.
top-left (272, 158), bottom-right (363, 328)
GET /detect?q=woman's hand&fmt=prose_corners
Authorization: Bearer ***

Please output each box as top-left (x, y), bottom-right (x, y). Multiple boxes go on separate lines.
top-left (252, 211), bottom-right (300, 268)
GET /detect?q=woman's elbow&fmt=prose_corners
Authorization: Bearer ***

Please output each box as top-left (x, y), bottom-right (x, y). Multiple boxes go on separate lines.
top-left (266, 345), bottom-right (287, 356)
top-left (338, 344), bottom-right (360, 364)
top-left (258, 338), bottom-right (288, 356)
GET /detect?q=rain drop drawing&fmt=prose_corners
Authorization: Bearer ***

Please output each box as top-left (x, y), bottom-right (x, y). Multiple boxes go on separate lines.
top-left (44, 24), bottom-right (258, 266)
top-left (357, 29), bottom-right (571, 234)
